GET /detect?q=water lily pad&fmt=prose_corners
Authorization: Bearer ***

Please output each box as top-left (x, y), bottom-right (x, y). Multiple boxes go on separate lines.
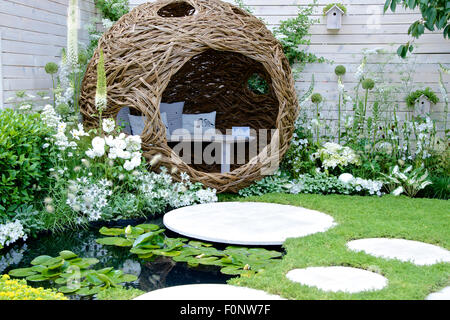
top-left (152, 250), bottom-right (181, 257)
top-left (133, 230), bottom-right (165, 248)
top-left (130, 247), bottom-right (153, 255)
top-left (41, 257), bottom-right (63, 267)
top-left (76, 286), bottom-right (101, 296)
top-left (30, 255), bottom-right (52, 266)
top-left (54, 277), bottom-right (68, 284)
top-left (58, 286), bottom-right (79, 294)
top-left (31, 265), bottom-right (48, 273)
top-left (137, 253), bottom-right (154, 259)
top-left (96, 237), bottom-right (133, 247)
top-left (85, 273), bottom-right (104, 286)
top-left (59, 250), bottom-right (78, 260)
top-left (115, 274), bottom-right (138, 283)
top-left (26, 274), bottom-right (50, 282)
top-left (97, 267), bottom-right (114, 274)
top-left (8, 268), bottom-right (36, 278)
top-left (47, 259), bottom-right (65, 270)
top-left (137, 224), bottom-right (161, 232)
top-left (99, 227), bottom-right (125, 236)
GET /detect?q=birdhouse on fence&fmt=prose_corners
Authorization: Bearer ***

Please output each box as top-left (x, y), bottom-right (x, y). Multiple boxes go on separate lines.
top-left (325, 5), bottom-right (345, 30)
top-left (416, 95), bottom-right (432, 115)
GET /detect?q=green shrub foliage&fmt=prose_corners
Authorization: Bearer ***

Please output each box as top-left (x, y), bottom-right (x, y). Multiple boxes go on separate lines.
top-left (0, 109), bottom-right (53, 212)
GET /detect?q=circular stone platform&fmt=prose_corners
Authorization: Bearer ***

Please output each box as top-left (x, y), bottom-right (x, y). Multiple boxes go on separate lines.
top-left (163, 202), bottom-right (336, 245)
top-left (347, 238), bottom-right (450, 266)
top-left (133, 284), bottom-right (285, 300)
top-left (426, 287), bottom-right (450, 300)
top-left (286, 266), bottom-right (388, 293)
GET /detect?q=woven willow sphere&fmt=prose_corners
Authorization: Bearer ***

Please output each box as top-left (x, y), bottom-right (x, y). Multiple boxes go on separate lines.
top-left (80, 0), bottom-right (298, 193)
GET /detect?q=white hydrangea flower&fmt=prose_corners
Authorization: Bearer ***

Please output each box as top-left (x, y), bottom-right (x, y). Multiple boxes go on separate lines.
top-left (0, 220), bottom-right (27, 248)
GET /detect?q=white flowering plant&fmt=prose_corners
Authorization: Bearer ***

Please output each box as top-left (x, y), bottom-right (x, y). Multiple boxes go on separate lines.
top-left (239, 171), bottom-right (383, 197)
top-left (380, 165), bottom-right (432, 198)
top-left (281, 113), bottom-right (319, 178)
top-left (37, 111), bottom-right (217, 229)
top-left (312, 142), bottom-right (361, 175)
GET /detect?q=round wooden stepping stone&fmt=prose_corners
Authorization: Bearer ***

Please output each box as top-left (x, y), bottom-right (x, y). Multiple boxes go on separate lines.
top-left (347, 238), bottom-right (450, 266)
top-left (286, 266), bottom-right (388, 293)
top-left (133, 284), bottom-right (285, 300)
top-left (163, 202), bottom-right (336, 245)
top-left (426, 287), bottom-right (450, 300)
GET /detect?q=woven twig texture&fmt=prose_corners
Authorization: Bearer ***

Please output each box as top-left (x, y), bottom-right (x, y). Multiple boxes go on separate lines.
top-left (80, 0), bottom-right (298, 193)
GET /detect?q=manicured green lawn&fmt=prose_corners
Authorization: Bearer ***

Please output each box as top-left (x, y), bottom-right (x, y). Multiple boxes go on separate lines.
top-left (219, 193), bottom-right (450, 300)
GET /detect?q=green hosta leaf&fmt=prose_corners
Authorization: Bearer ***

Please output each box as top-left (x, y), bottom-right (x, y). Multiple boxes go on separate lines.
top-left (96, 237), bottom-right (133, 247)
top-left (9, 268), bottom-right (36, 278)
top-left (30, 255), bottom-right (52, 266)
top-left (59, 250), bottom-right (78, 260)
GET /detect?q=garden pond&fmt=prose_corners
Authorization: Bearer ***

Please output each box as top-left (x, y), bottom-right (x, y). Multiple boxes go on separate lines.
top-left (0, 217), bottom-right (283, 299)
top-left (0, 218), bottom-right (233, 299)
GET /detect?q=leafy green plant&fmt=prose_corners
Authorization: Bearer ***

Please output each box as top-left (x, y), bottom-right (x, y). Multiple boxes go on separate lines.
top-left (273, 1), bottom-right (325, 72)
top-left (95, 0), bottom-right (129, 21)
top-left (0, 109), bottom-right (54, 212)
top-left (247, 73), bottom-right (269, 95)
top-left (8, 205), bottom-right (45, 238)
top-left (405, 87), bottom-right (440, 108)
top-left (289, 173), bottom-right (354, 195)
top-left (96, 224), bottom-right (282, 277)
top-left (238, 174), bottom-right (291, 197)
top-left (421, 175), bottom-right (450, 200)
top-left (380, 165), bottom-right (432, 197)
top-left (0, 274), bottom-right (67, 300)
top-left (96, 286), bottom-right (144, 300)
top-left (8, 250), bottom-right (137, 296)
top-left (384, 0), bottom-right (450, 57)
top-left (323, 3), bottom-right (347, 15)
top-left (233, 0), bottom-right (253, 14)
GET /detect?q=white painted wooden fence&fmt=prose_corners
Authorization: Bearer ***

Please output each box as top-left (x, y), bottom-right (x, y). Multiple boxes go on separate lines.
top-left (0, 0), bottom-right (99, 107)
top-left (1, 0), bottom-right (449, 134)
